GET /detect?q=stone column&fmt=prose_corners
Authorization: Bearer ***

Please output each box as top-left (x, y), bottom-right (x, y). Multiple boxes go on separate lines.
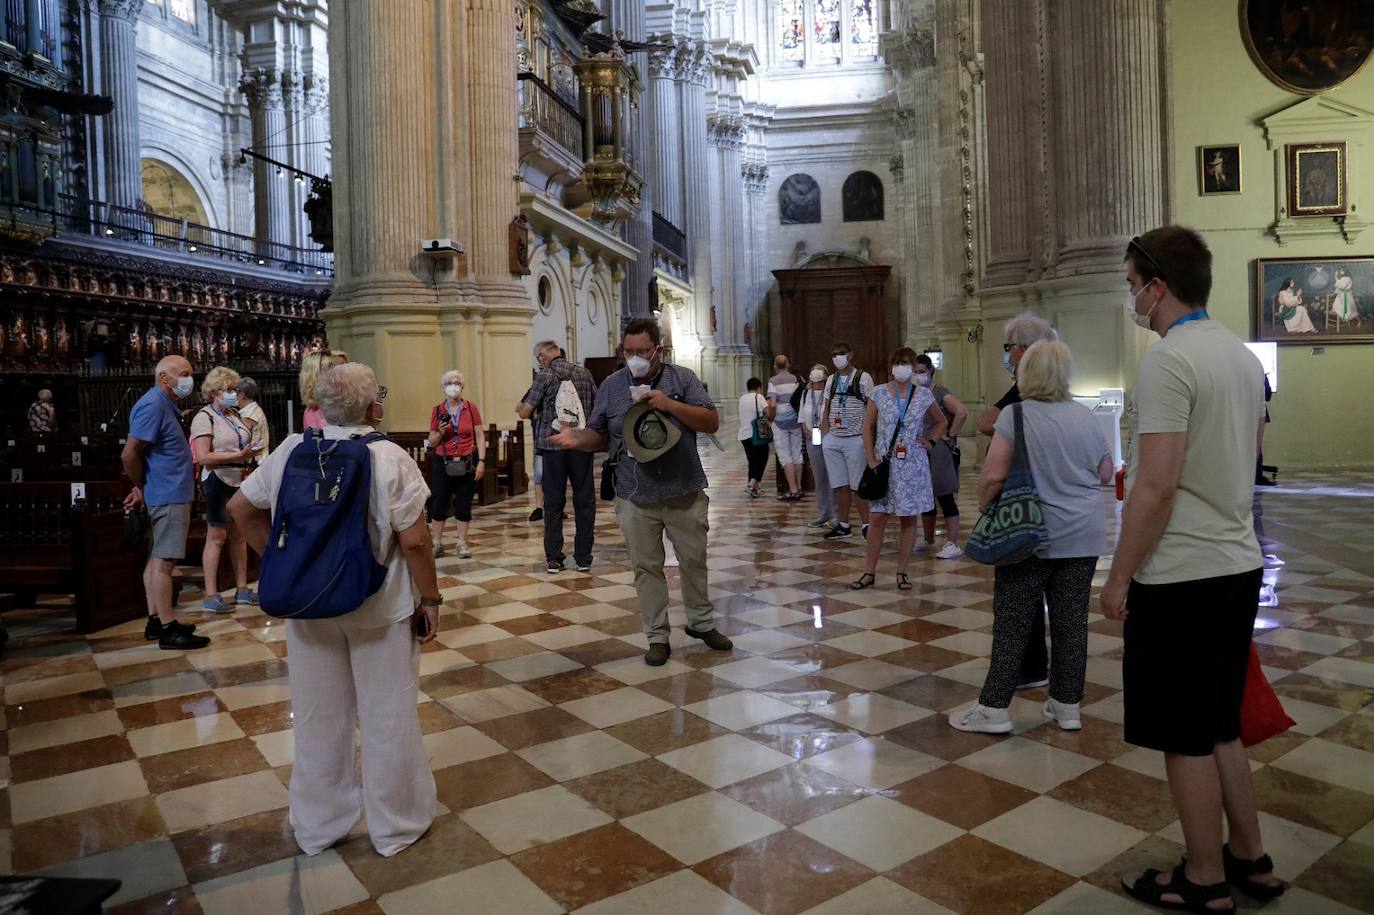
top-left (294, 77), bottom-right (330, 248)
top-left (241, 69), bottom-right (294, 249)
top-left (680, 41), bottom-right (717, 385)
top-left (707, 114), bottom-right (748, 400)
top-left (646, 38), bottom-right (682, 231)
top-left (978, 0), bottom-right (1036, 287)
top-left (97, 0), bottom-right (144, 209)
top-left (601, 0), bottom-right (653, 320)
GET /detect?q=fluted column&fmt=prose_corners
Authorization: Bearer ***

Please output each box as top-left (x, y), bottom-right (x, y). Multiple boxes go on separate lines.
top-left (979, 0), bottom-right (1036, 287)
top-left (681, 42), bottom-right (716, 365)
top-left (241, 69), bottom-right (294, 248)
top-left (646, 38), bottom-right (683, 231)
top-left (294, 77), bottom-right (330, 248)
top-left (98, 0), bottom-right (144, 209)
top-left (466, 0), bottom-right (526, 306)
top-left (602, 1), bottom-right (653, 320)
top-left (1050, 0), bottom-right (1165, 272)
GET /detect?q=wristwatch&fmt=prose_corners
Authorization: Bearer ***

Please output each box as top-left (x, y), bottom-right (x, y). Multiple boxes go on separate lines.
top-left (418, 596), bottom-right (443, 608)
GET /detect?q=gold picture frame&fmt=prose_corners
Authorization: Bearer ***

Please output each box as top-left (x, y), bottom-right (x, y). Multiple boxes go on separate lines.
top-left (1197, 144), bottom-right (1242, 196)
top-left (1286, 142), bottom-right (1347, 217)
top-left (1241, 1), bottom-right (1374, 96)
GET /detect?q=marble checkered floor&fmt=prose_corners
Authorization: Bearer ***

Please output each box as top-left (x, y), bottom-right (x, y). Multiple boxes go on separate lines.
top-left (3, 448), bottom-right (1374, 914)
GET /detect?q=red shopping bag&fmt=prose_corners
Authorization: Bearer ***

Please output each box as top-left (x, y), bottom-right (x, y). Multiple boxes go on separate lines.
top-left (1239, 642), bottom-right (1296, 747)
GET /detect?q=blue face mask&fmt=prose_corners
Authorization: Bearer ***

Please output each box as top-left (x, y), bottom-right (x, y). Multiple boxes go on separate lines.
top-left (1003, 350), bottom-right (1015, 377)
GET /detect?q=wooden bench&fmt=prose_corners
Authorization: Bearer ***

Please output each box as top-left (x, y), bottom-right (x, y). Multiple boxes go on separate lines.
top-left (0, 481), bottom-right (148, 633)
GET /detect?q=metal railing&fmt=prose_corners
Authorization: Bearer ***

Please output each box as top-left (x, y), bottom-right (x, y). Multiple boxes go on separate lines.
top-left (54, 195), bottom-right (334, 276)
top-left (517, 72), bottom-right (585, 163)
top-left (652, 211), bottom-right (686, 261)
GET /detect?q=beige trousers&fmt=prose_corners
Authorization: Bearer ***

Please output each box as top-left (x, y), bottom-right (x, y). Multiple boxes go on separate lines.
top-left (285, 617), bottom-right (436, 857)
top-left (616, 491), bottom-right (714, 643)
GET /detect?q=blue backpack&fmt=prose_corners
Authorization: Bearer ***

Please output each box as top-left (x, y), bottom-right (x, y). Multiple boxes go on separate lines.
top-left (259, 429), bottom-right (388, 619)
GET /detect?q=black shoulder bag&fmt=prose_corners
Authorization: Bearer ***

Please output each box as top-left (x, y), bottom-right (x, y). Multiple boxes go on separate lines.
top-left (856, 384), bottom-right (913, 502)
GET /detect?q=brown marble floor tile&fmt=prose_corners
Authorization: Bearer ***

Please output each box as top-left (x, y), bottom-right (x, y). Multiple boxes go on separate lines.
top-left (605, 708), bottom-right (730, 756)
top-left (99, 657), bottom-right (195, 689)
top-left (888, 764), bottom-right (1037, 829)
top-left (89, 634), bottom-right (157, 653)
top-left (721, 762), bottom-right (866, 826)
top-left (1246, 728), bottom-right (1310, 764)
top-left (139, 737), bottom-right (271, 794)
top-left (1319, 711), bottom-right (1374, 753)
top-left (229, 700), bottom-right (293, 736)
top-left (522, 592), bottom-right (596, 612)
top-left (170, 807), bottom-right (298, 884)
top-left (473, 706), bottom-right (596, 750)
top-left (494, 613), bottom-right (575, 636)
top-left (418, 664), bottom-right (509, 700)
top-left (13, 797), bottom-right (166, 871)
top-left (585, 615), bottom-right (644, 637)
top-left (775, 619), bottom-right (867, 643)
top-left (1295, 839), bottom-right (1374, 912)
top-left (558, 576), bottom-right (623, 592)
top-left (5, 688), bottom-right (113, 727)
top-left (756, 674), bottom-right (867, 708)
top-left (416, 701), bottom-right (464, 735)
top-left (106, 886), bottom-right (203, 915)
top-left (636, 670), bottom-right (740, 706)
top-left (265, 641), bottom-right (290, 659)
top-left (764, 643), bottom-right (865, 672)
top-left (1250, 766), bottom-right (1374, 837)
top-left (12, 734), bottom-right (137, 783)
top-left (458, 637), bottom-right (544, 663)
top-left (1020, 715), bottom-right (1133, 761)
top-left (432, 752), bottom-right (555, 812)
top-left (116, 691), bottom-right (228, 730)
top-left (1273, 673), bottom-right (1374, 712)
top-left (511, 822), bottom-right (683, 911)
top-left (877, 674), bottom-right (980, 712)
top-left (1335, 639), bottom-right (1374, 662)
top-left (521, 667), bottom-right (626, 704)
top-left (1082, 834), bottom-right (1185, 899)
top-left (1253, 642), bottom-right (1328, 671)
top-left (2, 653), bottom-right (99, 684)
top-left (564, 758), bottom-right (711, 819)
top-left (315, 901), bottom-right (384, 915)
top-left (736, 713), bottom-right (865, 760)
top-left (882, 714), bottom-right (1005, 761)
top-left (340, 812), bottom-right (502, 897)
top-left (555, 638), bottom-right (644, 668)
top-left (1048, 764), bottom-right (1179, 832)
top-left (199, 659), bottom-right (289, 689)
top-left (695, 829), bottom-right (874, 915)
top-left (1296, 617), bottom-right (1374, 641)
top-left (887, 834), bottom-right (1075, 915)
top-left (874, 619), bottom-right (964, 644)
top-left (874, 644), bottom-right (975, 672)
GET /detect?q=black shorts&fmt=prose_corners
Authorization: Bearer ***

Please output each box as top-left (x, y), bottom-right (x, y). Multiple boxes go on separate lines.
top-left (1122, 567), bottom-right (1262, 756)
top-left (202, 474), bottom-right (238, 527)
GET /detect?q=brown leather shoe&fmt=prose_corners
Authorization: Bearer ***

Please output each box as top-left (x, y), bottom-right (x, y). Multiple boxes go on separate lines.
top-left (685, 627), bottom-right (733, 651)
top-left (644, 642), bottom-right (672, 666)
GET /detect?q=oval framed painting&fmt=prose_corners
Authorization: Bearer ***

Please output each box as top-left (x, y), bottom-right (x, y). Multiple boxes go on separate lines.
top-left (1241, 1), bottom-right (1374, 95)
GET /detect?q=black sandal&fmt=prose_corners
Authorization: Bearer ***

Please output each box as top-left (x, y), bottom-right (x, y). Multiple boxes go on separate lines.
top-left (896, 573), bottom-right (912, 591)
top-left (1223, 844), bottom-right (1285, 901)
top-left (850, 572), bottom-right (876, 590)
top-left (1122, 864), bottom-right (1233, 913)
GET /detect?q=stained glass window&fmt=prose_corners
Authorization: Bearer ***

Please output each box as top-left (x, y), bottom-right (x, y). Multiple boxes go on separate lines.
top-left (170, 0), bottom-right (194, 23)
top-left (850, 0), bottom-right (877, 57)
top-left (779, 0), bottom-right (804, 63)
top-left (814, 0), bottom-right (840, 60)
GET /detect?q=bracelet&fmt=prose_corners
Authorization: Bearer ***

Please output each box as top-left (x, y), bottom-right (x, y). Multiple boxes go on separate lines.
top-left (419, 596), bottom-right (442, 608)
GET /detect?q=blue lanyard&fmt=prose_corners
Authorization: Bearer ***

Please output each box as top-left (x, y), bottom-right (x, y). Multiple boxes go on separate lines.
top-left (811, 390), bottom-right (821, 421)
top-left (894, 384), bottom-right (915, 432)
top-left (212, 403), bottom-right (246, 448)
top-left (1169, 310), bottom-right (1209, 330)
top-left (837, 371), bottom-right (855, 412)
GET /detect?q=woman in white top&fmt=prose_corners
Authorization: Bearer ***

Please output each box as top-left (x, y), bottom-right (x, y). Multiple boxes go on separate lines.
top-left (1276, 279), bottom-right (1317, 334)
top-left (737, 377), bottom-right (771, 498)
top-left (237, 376), bottom-right (270, 457)
top-left (797, 364), bottom-right (837, 527)
top-left (1332, 269), bottom-right (1358, 326)
top-left (191, 366), bottom-right (260, 612)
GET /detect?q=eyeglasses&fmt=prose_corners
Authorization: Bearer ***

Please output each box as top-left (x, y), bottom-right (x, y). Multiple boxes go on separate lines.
top-left (376, 386), bottom-right (388, 401)
top-left (1003, 343), bottom-right (1017, 353)
top-left (1128, 236), bottom-right (1168, 281)
top-left (624, 346), bottom-right (658, 360)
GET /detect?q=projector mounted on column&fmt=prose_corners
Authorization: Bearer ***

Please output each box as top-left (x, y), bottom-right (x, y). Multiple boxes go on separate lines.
top-left (420, 239), bottom-right (464, 256)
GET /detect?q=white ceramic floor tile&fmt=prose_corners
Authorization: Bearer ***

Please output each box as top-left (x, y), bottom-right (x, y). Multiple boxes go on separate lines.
top-left (516, 730), bottom-right (646, 781)
top-left (683, 690), bottom-right (800, 731)
top-left (622, 790), bottom-right (785, 864)
top-left (109, 670), bottom-right (212, 708)
top-left (521, 624), bottom-right (606, 650)
top-left (576, 868), bottom-right (760, 915)
top-left (8, 709), bottom-right (124, 754)
top-left (958, 737), bottom-right (1101, 793)
top-left (709, 656), bottom-right (811, 688)
top-left (802, 737), bottom-right (944, 789)
top-left (821, 630), bottom-right (917, 658)
top-left (483, 650), bottom-right (583, 683)
top-left (10, 760), bottom-right (149, 824)
top-left (728, 629), bottom-right (813, 655)
top-left (822, 659), bottom-right (923, 691)
top-left (438, 685), bottom-right (551, 723)
top-left (424, 725), bottom-right (506, 770)
top-left (460, 785), bottom-right (612, 855)
top-left (1300, 656), bottom-right (1374, 689)
top-left (251, 729), bottom-right (294, 768)
top-left (974, 795), bottom-right (1145, 876)
top-left (595, 655), bottom-right (692, 685)
top-left (1257, 628), bottom-right (1357, 656)
top-left (796, 795), bottom-right (964, 871)
top-left (1273, 738), bottom-right (1374, 795)
top-left (1026, 881), bottom-right (1152, 914)
top-left (156, 770), bottom-right (289, 832)
top-left (827, 608), bottom-right (914, 630)
top-left (126, 711), bottom-right (245, 757)
top-left (800, 877), bottom-right (958, 915)
top-left (657, 733), bottom-right (794, 788)
top-left (195, 849), bottom-right (369, 915)
top-left (435, 623), bottom-right (516, 649)
top-left (813, 692), bottom-right (932, 733)
top-left (559, 686), bottom-right (674, 729)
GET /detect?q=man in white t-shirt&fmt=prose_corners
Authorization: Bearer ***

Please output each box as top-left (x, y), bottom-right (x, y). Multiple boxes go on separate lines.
top-left (819, 341), bottom-right (875, 540)
top-left (229, 362), bottom-right (442, 859)
top-left (1104, 227), bottom-right (1282, 910)
top-left (766, 355), bottom-right (803, 500)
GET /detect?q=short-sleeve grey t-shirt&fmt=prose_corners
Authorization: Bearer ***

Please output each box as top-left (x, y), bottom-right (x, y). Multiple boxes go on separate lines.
top-left (994, 400), bottom-right (1110, 559)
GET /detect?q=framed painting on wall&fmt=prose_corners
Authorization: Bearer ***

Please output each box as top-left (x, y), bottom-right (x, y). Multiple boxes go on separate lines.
top-left (1241, 1), bottom-right (1374, 96)
top-left (1198, 144), bottom-right (1242, 195)
top-left (1254, 256), bottom-right (1374, 344)
top-left (1286, 142), bottom-right (1347, 217)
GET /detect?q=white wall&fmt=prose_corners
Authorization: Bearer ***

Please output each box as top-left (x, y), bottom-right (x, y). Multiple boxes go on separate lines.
top-left (522, 243), bottom-right (620, 365)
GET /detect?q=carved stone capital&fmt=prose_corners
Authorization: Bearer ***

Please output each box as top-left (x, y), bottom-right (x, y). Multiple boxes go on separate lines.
top-left (887, 25), bottom-right (935, 73)
top-left (240, 68), bottom-right (286, 110)
top-left (646, 33), bottom-right (678, 79)
top-left (300, 76), bottom-right (330, 115)
top-left (94, 0), bottom-right (142, 21)
top-left (707, 114), bottom-right (745, 150)
top-left (889, 154), bottom-right (905, 181)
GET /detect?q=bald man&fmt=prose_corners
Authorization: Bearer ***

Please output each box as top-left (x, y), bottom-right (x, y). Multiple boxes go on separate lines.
top-left (122, 355), bottom-right (210, 649)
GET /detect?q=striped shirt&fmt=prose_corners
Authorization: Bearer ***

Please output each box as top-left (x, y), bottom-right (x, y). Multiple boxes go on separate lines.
top-left (822, 369), bottom-right (874, 437)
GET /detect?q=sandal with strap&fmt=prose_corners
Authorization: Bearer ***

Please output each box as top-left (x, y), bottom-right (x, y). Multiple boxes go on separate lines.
top-left (896, 573), bottom-right (912, 591)
top-left (1122, 864), bottom-right (1234, 914)
top-left (1223, 844), bottom-right (1285, 901)
top-left (850, 572), bottom-right (876, 590)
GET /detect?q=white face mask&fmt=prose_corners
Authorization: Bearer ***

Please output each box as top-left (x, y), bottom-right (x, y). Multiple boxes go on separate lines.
top-left (892, 364), bottom-right (913, 383)
top-left (444, 384), bottom-right (461, 398)
top-left (1127, 279), bottom-right (1159, 331)
top-left (626, 354), bottom-right (652, 378)
top-left (171, 375), bottom-right (194, 398)
top-left (832, 354), bottom-right (849, 370)
top-left (219, 391), bottom-right (239, 408)
top-left (809, 369), bottom-right (825, 383)
top-left (915, 372), bottom-right (932, 386)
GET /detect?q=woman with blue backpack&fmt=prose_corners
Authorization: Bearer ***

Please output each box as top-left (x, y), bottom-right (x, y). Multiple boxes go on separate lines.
top-left (428, 369), bottom-right (487, 558)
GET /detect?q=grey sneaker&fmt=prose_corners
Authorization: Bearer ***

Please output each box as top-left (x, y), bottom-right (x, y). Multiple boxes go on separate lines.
top-left (433, 544), bottom-right (447, 558)
top-left (456, 542), bottom-right (472, 559)
top-left (948, 704), bottom-right (1014, 734)
top-left (234, 588), bottom-right (259, 606)
top-left (202, 594), bottom-right (233, 613)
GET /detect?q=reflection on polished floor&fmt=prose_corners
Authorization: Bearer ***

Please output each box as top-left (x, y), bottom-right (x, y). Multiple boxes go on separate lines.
top-left (3, 447), bottom-right (1374, 914)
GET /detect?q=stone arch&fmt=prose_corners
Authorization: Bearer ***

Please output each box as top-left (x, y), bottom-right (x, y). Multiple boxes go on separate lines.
top-left (842, 170), bottom-right (883, 222)
top-left (140, 156), bottom-right (214, 227)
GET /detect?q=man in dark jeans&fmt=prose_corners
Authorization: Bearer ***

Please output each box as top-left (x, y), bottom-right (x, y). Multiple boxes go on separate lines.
top-left (518, 342), bottom-right (598, 573)
top-left (976, 312), bottom-right (1058, 688)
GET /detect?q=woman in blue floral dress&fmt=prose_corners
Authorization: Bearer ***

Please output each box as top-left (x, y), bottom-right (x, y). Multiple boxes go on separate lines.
top-left (852, 347), bottom-right (947, 591)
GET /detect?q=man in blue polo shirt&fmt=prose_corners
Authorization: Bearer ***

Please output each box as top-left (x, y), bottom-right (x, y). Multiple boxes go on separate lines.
top-left (121, 355), bottom-right (210, 650)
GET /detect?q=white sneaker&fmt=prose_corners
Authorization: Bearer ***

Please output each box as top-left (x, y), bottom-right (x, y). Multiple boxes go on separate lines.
top-left (936, 541), bottom-right (963, 560)
top-left (948, 704), bottom-right (1014, 734)
top-left (1043, 699), bottom-right (1082, 731)
top-left (913, 539), bottom-right (934, 553)
top-left (456, 541), bottom-right (472, 559)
